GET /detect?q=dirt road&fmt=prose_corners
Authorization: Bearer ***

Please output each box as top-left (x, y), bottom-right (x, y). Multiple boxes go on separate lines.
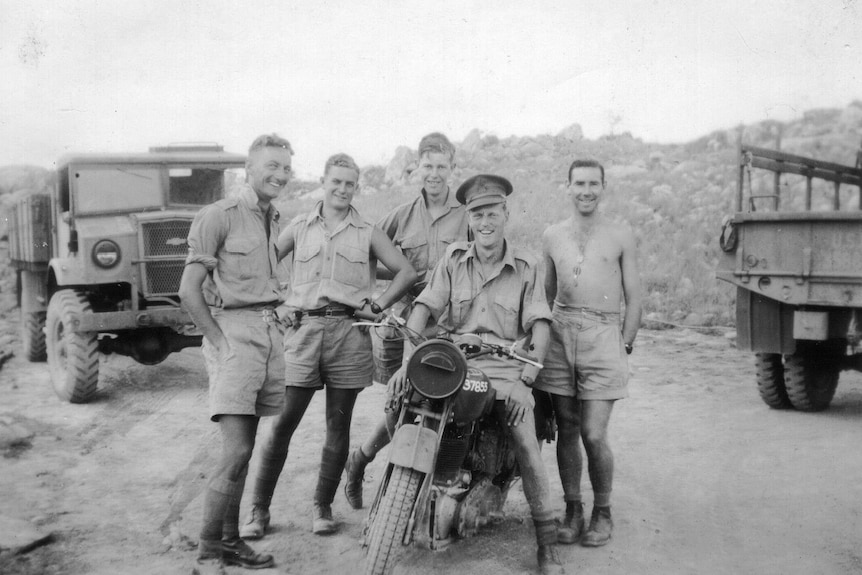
top-left (1, 328), bottom-right (861, 575)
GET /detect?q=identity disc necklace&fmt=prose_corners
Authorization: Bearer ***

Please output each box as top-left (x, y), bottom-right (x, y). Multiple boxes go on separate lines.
top-left (572, 220), bottom-right (596, 287)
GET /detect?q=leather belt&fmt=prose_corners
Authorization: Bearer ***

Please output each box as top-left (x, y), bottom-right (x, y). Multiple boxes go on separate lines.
top-left (303, 305), bottom-right (355, 318)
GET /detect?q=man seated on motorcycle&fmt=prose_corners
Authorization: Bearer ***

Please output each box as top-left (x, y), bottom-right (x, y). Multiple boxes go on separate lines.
top-left (386, 174), bottom-right (566, 575)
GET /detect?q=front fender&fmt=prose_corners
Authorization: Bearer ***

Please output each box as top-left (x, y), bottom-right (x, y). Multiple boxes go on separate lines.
top-left (389, 424), bottom-right (437, 474)
top-left (49, 258), bottom-right (86, 287)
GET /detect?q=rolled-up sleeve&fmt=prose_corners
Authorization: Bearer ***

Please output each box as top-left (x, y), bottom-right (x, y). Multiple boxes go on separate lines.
top-left (376, 207), bottom-right (401, 240)
top-left (186, 205), bottom-right (226, 270)
top-left (414, 256), bottom-right (452, 320)
top-left (520, 260), bottom-right (552, 333)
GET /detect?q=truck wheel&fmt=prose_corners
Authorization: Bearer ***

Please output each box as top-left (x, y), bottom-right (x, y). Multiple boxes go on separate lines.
top-left (21, 310), bottom-right (47, 362)
top-left (754, 353), bottom-right (791, 409)
top-left (46, 290), bottom-right (99, 403)
top-left (783, 340), bottom-right (844, 412)
top-left (364, 465), bottom-right (423, 575)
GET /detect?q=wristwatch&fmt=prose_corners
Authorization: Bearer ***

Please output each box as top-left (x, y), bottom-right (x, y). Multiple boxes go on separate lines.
top-left (369, 300), bottom-right (383, 315)
top-left (625, 343), bottom-right (633, 355)
top-left (519, 375), bottom-right (534, 387)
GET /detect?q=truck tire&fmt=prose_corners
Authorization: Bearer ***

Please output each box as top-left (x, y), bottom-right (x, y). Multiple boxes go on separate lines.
top-left (783, 340), bottom-right (844, 412)
top-left (21, 310), bottom-right (47, 362)
top-left (754, 353), bottom-right (791, 409)
top-left (364, 465), bottom-right (423, 575)
top-left (46, 290), bottom-right (99, 403)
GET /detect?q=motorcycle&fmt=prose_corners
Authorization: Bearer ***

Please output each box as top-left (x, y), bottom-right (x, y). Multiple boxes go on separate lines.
top-left (356, 317), bottom-right (546, 575)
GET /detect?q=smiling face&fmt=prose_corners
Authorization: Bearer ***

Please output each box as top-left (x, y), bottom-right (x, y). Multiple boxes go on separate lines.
top-left (468, 202), bottom-right (508, 250)
top-left (568, 166), bottom-right (605, 215)
top-left (246, 146), bottom-right (293, 203)
top-left (416, 151), bottom-right (453, 199)
top-left (321, 165), bottom-right (359, 211)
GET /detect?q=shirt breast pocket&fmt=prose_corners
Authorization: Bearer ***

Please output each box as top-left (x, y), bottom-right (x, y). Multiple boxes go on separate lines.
top-left (224, 236), bottom-right (262, 279)
top-left (292, 244), bottom-right (322, 286)
top-left (399, 234), bottom-right (429, 274)
top-left (333, 245), bottom-right (369, 288)
top-left (493, 294), bottom-right (521, 338)
top-left (451, 289), bottom-right (475, 327)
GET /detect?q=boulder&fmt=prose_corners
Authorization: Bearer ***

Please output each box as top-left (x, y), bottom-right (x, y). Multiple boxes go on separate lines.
top-left (557, 123), bottom-right (584, 142)
top-left (0, 514), bottom-right (53, 554)
top-left (461, 129), bottom-right (483, 153)
top-left (384, 146), bottom-right (417, 184)
top-left (0, 414), bottom-right (33, 450)
top-left (520, 141), bottom-right (544, 157)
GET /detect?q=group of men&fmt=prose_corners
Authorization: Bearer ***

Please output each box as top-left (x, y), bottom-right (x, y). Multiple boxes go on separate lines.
top-left (179, 131), bottom-right (642, 575)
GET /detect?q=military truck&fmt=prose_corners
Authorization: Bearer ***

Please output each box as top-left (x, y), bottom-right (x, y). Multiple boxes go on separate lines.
top-left (7, 144), bottom-right (246, 402)
top-left (716, 137), bottom-right (862, 411)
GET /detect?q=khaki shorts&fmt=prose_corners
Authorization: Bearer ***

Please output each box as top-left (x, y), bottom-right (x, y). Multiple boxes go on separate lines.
top-left (469, 351), bottom-right (525, 404)
top-left (202, 307), bottom-right (286, 421)
top-left (534, 306), bottom-right (629, 401)
top-left (284, 316), bottom-right (373, 389)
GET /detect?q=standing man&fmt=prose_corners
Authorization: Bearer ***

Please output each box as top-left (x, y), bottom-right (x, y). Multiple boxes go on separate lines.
top-left (535, 159), bottom-right (642, 547)
top-left (180, 134), bottom-right (294, 573)
top-left (344, 132), bottom-right (469, 510)
top-left (390, 174), bottom-right (564, 575)
top-left (240, 154), bottom-right (416, 538)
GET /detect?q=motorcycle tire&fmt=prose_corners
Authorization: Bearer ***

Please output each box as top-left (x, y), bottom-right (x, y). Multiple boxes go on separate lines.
top-left (364, 465), bottom-right (423, 575)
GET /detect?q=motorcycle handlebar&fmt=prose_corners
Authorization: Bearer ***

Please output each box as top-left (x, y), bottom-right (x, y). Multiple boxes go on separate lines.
top-left (352, 318), bottom-right (544, 370)
top-left (466, 341), bottom-right (544, 369)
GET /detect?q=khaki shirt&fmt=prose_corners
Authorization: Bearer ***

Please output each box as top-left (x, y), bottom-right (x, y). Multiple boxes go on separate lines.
top-left (415, 240), bottom-right (552, 344)
top-left (283, 201), bottom-right (376, 310)
top-left (185, 184), bottom-right (282, 309)
top-left (377, 189), bottom-right (469, 287)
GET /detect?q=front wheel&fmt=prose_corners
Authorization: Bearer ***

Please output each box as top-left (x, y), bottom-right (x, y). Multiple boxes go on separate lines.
top-left (46, 290), bottom-right (99, 403)
top-left (784, 340), bottom-right (844, 412)
top-left (754, 353), bottom-right (791, 409)
top-left (364, 465), bottom-right (423, 575)
top-left (21, 309), bottom-right (47, 362)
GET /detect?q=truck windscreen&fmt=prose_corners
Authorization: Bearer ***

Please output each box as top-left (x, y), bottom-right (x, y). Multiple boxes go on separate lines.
top-left (74, 167), bottom-right (163, 213)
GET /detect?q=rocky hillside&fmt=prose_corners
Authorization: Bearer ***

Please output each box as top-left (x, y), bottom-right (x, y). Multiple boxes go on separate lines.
top-left (344, 102), bottom-right (862, 327)
top-left (2, 102), bottom-right (861, 329)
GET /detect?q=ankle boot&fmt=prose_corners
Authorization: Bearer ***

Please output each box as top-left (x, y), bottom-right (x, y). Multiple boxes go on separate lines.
top-left (557, 501), bottom-right (585, 544)
top-left (344, 448), bottom-right (372, 509)
top-left (536, 544), bottom-right (565, 575)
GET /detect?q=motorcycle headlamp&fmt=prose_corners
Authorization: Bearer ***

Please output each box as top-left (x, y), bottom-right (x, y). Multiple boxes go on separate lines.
top-left (406, 339), bottom-right (468, 399)
top-left (92, 240), bottom-right (121, 268)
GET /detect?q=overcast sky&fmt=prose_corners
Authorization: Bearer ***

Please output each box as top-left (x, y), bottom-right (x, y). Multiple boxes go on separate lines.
top-left (1, 0), bottom-right (860, 177)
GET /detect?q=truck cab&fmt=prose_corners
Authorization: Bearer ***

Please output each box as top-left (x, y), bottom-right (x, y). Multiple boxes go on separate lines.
top-left (8, 144), bottom-right (246, 402)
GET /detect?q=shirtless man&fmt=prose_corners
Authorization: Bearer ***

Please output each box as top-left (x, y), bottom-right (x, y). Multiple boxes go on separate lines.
top-left (535, 159), bottom-right (642, 547)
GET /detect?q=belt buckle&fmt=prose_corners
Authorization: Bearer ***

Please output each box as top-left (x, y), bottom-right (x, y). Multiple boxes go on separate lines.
top-left (261, 308), bottom-right (274, 323)
top-left (323, 307), bottom-right (336, 318)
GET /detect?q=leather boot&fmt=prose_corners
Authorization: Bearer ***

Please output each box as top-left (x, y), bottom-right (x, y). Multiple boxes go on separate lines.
top-left (239, 505), bottom-right (270, 540)
top-left (537, 544), bottom-right (565, 575)
top-left (343, 448), bottom-right (372, 509)
top-left (557, 501), bottom-right (585, 544)
top-left (312, 503), bottom-right (337, 535)
top-left (581, 506), bottom-right (613, 547)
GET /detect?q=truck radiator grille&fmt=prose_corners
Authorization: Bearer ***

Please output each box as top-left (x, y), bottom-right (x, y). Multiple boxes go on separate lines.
top-left (139, 219), bottom-right (192, 297)
top-left (142, 220), bottom-right (192, 257)
top-left (144, 260), bottom-right (187, 296)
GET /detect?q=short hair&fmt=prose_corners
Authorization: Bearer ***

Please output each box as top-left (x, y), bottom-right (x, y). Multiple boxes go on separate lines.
top-left (323, 153), bottom-right (360, 177)
top-left (248, 133), bottom-right (294, 156)
top-left (418, 132), bottom-right (455, 162)
top-left (567, 159), bottom-right (605, 184)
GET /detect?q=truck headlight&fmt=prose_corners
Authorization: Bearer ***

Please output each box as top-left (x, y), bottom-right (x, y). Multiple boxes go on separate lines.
top-left (92, 240), bottom-right (121, 268)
